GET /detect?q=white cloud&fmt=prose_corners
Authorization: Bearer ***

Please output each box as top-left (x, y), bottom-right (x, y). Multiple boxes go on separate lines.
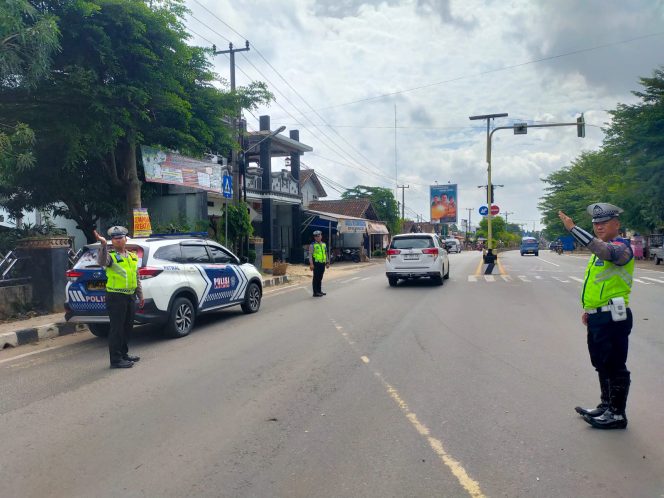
top-left (187, 0), bottom-right (664, 230)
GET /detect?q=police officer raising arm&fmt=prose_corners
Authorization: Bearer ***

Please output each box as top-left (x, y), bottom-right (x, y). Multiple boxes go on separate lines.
top-left (94, 226), bottom-right (143, 369)
top-left (559, 203), bottom-right (634, 429)
top-left (309, 230), bottom-right (330, 297)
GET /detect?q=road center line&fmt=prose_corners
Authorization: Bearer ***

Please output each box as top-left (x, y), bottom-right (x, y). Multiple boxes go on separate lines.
top-left (375, 372), bottom-right (485, 498)
top-left (535, 257), bottom-right (560, 267)
top-left (328, 318), bottom-right (485, 498)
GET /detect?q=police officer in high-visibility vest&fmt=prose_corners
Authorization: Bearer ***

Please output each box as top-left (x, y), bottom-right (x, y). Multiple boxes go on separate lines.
top-left (559, 203), bottom-right (634, 429)
top-left (309, 230), bottom-right (330, 297)
top-left (94, 226), bottom-right (143, 369)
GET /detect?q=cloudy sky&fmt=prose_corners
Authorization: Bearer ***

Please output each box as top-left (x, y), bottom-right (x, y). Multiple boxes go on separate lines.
top-left (185, 0), bottom-right (664, 231)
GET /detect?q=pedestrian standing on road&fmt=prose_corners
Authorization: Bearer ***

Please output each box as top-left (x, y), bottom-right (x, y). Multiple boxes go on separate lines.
top-left (559, 203), bottom-right (634, 429)
top-left (94, 226), bottom-right (143, 369)
top-left (309, 230), bottom-right (329, 297)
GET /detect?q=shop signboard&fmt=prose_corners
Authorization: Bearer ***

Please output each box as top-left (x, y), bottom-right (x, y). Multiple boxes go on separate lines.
top-left (141, 145), bottom-right (222, 193)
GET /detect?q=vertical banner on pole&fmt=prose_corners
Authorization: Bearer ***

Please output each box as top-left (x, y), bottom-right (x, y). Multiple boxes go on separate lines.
top-left (133, 208), bottom-right (152, 237)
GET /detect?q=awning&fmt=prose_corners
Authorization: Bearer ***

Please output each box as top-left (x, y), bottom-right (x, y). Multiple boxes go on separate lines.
top-left (367, 222), bottom-right (389, 234)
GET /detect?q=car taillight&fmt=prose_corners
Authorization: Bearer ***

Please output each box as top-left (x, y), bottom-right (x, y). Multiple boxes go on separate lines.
top-left (65, 269), bottom-right (83, 282)
top-left (387, 249), bottom-right (401, 256)
top-left (422, 248), bottom-right (438, 255)
top-left (138, 267), bottom-right (163, 280)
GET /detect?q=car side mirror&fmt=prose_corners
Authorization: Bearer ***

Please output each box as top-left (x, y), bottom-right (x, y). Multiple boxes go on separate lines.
top-left (239, 256), bottom-right (249, 264)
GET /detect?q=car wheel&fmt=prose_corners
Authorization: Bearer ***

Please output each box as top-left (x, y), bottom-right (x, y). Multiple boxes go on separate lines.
top-left (520, 252), bottom-right (524, 256)
top-left (388, 276), bottom-right (398, 287)
top-left (444, 263), bottom-right (450, 279)
top-left (88, 323), bottom-right (109, 338)
top-left (241, 282), bottom-right (262, 314)
top-left (657, 257), bottom-right (662, 265)
top-left (535, 251), bottom-right (539, 256)
top-left (165, 296), bottom-right (195, 338)
top-left (433, 273), bottom-right (444, 285)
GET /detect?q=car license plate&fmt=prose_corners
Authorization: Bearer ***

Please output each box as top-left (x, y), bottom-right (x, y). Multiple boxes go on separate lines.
top-left (87, 281), bottom-right (106, 291)
top-left (404, 254), bottom-right (419, 260)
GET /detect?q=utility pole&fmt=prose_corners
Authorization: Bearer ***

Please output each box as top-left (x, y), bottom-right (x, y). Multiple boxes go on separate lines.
top-left (214, 41), bottom-right (250, 204)
top-left (465, 207), bottom-right (472, 243)
top-left (397, 184), bottom-right (409, 221)
top-left (503, 211), bottom-right (514, 224)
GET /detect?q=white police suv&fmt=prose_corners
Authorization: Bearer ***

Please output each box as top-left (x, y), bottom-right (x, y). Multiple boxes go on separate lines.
top-left (65, 234), bottom-right (263, 338)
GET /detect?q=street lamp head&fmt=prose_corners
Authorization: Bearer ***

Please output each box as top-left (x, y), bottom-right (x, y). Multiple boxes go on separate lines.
top-left (469, 113), bottom-right (508, 120)
top-left (274, 125), bottom-right (286, 135)
top-left (469, 113), bottom-right (508, 121)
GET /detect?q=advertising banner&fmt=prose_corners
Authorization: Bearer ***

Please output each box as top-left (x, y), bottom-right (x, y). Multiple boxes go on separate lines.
top-left (337, 219), bottom-right (367, 233)
top-left (430, 184), bottom-right (458, 224)
top-left (133, 208), bottom-right (152, 237)
top-left (141, 146), bottom-right (222, 193)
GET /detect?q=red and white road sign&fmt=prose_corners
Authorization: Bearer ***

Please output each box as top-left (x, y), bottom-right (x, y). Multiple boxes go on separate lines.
top-left (490, 204), bottom-right (500, 215)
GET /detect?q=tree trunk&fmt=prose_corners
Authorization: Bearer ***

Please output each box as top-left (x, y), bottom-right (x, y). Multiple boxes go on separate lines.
top-left (120, 140), bottom-right (142, 236)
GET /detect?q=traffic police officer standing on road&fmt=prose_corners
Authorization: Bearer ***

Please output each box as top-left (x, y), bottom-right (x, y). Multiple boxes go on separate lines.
top-left (94, 226), bottom-right (143, 369)
top-left (559, 203), bottom-right (634, 429)
top-left (309, 230), bottom-right (329, 297)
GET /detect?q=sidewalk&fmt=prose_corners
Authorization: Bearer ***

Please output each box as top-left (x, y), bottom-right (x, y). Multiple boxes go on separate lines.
top-left (0, 273), bottom-right (305, 350)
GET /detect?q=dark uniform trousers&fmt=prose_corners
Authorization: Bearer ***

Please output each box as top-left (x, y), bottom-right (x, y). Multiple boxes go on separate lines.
top-left (106, 292), bottom-right (136, 364)
top-left (587, 308), bottom-right (632, 406)
top-left (312, 262), bottom-right (326, 294)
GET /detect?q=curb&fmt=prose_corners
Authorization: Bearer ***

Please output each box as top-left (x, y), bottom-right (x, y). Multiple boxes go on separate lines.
top-left (262, 275), bottom-right (289, 287)
top-left (0, 277), bottom-right (290, 349)
top-left (0, 321), bottom-right (87, 348)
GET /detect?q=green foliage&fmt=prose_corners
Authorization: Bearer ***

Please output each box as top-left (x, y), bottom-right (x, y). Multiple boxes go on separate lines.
top-left (475, 215), bottom-right (520, 247)
top-left (539, 66), bottom-right (664, 236)
top-left (341, 185), bottom-right (400, 234)
top-left (0, 0), bottom-right (272, 238)
top-left (0, 0), bottom-right (61, 87)
top-left (152, 217), bottom-right (209, 235)
top-left (212, 202), bottom-right (253, 250)
top-left (372, 249), bottom-right (386, 257)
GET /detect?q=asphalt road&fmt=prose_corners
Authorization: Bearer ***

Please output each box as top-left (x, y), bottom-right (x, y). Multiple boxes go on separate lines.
top-left (1, 251), bottom-right (663, 497)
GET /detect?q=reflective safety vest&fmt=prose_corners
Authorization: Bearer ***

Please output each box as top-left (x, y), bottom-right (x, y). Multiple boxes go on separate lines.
top-left (581, 253), bottom-right (634, 309)
top-left (312, 242), bottom-right (327, 263)
top-left (105, 251), bottom-right (138, 295)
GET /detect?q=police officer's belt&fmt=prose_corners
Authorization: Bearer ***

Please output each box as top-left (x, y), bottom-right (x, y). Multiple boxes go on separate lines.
top-left (585, 305), bottom-right (623, 314)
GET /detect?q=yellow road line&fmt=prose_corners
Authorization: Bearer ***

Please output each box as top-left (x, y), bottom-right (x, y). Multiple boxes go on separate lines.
top-left (378, 373), bottom-right (486, 498)
top-left (474, 256), bottom-right (484, 276)
top-left (497, 258), bottom-right (506, 275)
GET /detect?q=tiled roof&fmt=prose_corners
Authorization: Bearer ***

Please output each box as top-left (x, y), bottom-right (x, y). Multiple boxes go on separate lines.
top-left (299, 169), bottom-right (327, 197)
top-left (307, 199), bottom-right (379, 220)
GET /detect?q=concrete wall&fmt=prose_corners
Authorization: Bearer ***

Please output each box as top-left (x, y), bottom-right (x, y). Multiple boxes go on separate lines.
top-left (0, 284), bottom-right (32, 319)
top-left (301, 182), bottom-right (319, 208)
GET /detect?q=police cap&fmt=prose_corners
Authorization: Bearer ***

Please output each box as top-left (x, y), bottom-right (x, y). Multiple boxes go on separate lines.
top-left (107, 226), bottom-right (129, 238)
top-left (587, 203), bottom-right (623, 223)
top-left (313, 230), bottom-right (322, 236)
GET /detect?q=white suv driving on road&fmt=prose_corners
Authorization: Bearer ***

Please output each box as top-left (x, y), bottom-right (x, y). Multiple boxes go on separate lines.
top-left (65, 234), bottom-right (263, 338)
top-left (385, 233), bottom-right (450, 286)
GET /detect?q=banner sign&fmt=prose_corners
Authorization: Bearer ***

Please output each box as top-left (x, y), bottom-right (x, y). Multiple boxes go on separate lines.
top-left (133, 208), bottom-right (152, 237)
top-left (338, 219), bottom-right (367, 233)
top-left (141, 146), bottom-right (222, 193)
top-left (430, 184), bottom-right (458, 224)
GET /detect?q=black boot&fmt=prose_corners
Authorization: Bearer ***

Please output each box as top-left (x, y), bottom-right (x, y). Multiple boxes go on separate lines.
top-left (575, 375), bottom-right (609, 417)
top-left (584, 376), bottom-right (630, 430)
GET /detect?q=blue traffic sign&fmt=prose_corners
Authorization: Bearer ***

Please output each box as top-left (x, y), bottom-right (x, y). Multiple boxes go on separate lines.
top-left (479, 205), bottom-right (488, 216)
top-left (222, 174), bottom-right (233, 199)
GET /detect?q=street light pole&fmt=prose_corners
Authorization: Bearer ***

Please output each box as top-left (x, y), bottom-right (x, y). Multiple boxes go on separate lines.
top-left (469, 113), bottom-right (508, 264)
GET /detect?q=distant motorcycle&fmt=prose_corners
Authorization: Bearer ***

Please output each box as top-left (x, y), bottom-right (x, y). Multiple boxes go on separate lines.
top-left (331, 248), bottom-right (361, 263)
top-left (555, 245), bottom-right (563, 255)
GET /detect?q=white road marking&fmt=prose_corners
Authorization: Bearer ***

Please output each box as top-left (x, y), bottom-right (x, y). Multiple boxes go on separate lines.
top-left (569, 276), bottom-right (584, 283)
top-left (0, 344), bottom-right (69, 365)
top-left (501, 275), bottom-right (513, 282)
top-left (535, 257), bottom-right (560, 267)
top-left (360, 356), bottom-right (370, 363)
top-left (340, 277), bottom-right (361, 284)
top-left (468, 275), bottom-right (478, 282)
top-left (641, 276), bottom-right (664, 284)
top-left (483, 275), bottom-right (495, 282)
top-left (552, 277), bottom-right (570, 283)
top-left (535, 275), bottom-right (543, 280)
top-left (360, 277), bottom-right (371, 281)
top-left (518, 275), bottom-right (531, 282)
top-left (633, 278), bottom-right (652, 285)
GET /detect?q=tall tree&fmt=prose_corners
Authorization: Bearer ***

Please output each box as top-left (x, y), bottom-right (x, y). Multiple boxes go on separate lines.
top-left (0, 0), bottom-right (272, 240)
top-left (341, 185), bottom-right (401, 234)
